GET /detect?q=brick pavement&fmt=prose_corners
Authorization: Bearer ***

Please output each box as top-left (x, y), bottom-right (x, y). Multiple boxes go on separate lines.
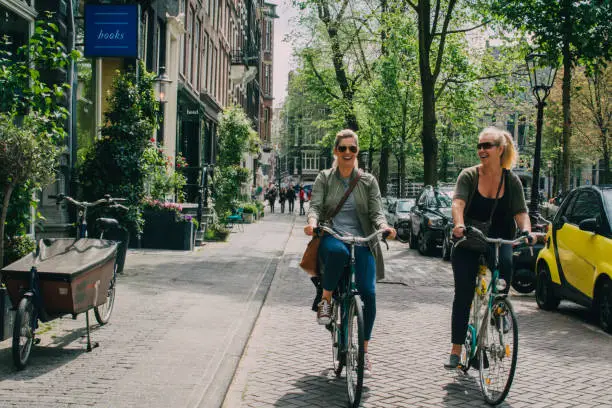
top-left (0, 210), bottom-right (296, 408)
top-left (223, 221), bottom-right (612, 408)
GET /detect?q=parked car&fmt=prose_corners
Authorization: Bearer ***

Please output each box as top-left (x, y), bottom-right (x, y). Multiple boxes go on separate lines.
top-left (535, 185), bottom-right (612, 333)
top-left (382, 196), bottom-right (397, 223)
top-left (408, 186), bottom-right (452, 255)
top-left (387, 198), bottom-right (415, 240)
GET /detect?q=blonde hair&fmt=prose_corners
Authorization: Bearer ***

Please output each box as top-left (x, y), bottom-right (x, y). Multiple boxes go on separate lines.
top-left (331, 129), bottom-right (359, 169)
top-left (479, 126), bottom-right (517, 170)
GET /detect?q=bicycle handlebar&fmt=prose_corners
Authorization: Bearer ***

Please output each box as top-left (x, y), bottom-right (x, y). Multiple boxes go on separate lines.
top-left (462, 225), bottom-right (546, 247)
top-left (314, 225), bottom-right (390, 246)
top-left (49, 194), bottom-right (129, 211)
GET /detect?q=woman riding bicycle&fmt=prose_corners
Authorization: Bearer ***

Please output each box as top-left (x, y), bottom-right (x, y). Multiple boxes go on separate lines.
top-left (446, 126), bottom-right (536, 369)
top-left (304, 129), bottom-right (396, 377)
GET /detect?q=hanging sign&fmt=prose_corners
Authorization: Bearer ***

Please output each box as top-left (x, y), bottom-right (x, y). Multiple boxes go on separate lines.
top-left (84, 4), bottom-right (140, 58)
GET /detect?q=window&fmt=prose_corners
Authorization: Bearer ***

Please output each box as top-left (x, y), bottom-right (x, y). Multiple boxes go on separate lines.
top-left (302, 151), bottom-right (320, 171)
top-left (184, 7), bottom-right (192, 80)
top-left (567, 191), bottom-right (601, 225)
top-left (264, 65), bottom-right (270, 95)
top-left (193, 18), bottom-right (200, 87)
top-left (201, 33), bottom-right (208, 91)
top-left (141, 11), bottom-right (149, 62)
top-left (265, 20), bottom-right (272, 51)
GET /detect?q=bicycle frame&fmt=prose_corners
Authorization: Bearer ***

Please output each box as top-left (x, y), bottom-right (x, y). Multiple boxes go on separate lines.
top-left (334, 243), bottom-right (359, 363)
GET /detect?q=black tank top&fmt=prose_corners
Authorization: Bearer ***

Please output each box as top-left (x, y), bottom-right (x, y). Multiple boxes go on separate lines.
top-left (466, 185), bottom-right (514, 239)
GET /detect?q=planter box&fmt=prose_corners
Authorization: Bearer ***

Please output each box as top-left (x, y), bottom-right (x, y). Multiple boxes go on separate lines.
top-left (141, 211), bottom-right (195, 250)
top-left (243, 213), bottom-right (254, 223)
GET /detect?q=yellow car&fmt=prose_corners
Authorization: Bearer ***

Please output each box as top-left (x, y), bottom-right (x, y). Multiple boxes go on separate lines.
top-left (535, 185), bottom-right (612, 333)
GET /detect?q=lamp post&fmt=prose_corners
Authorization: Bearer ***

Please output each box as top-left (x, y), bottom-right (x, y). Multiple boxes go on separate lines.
top-left (525, 52), bottom-right (557, 220)
top-left (154, 66), bottom-right (172, 146)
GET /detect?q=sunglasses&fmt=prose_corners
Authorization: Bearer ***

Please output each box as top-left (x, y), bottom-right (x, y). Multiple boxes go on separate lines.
top-left (477, 142), bottom-right (499, 150)
top-left (337, 145), bottom-right (358, 153)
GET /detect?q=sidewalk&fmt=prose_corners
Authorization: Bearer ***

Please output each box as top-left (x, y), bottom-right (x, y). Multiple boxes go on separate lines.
top-left (223, 221), bottom-right (612, 407)
top-left (0, 210), bottom-right (296, 408)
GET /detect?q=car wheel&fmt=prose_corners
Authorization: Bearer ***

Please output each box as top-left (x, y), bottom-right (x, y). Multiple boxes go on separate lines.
top-left (596, 280), bottom-right (612, 334)
top-left (535, 263), bottom-right (560, 311)
top-left (442, 233), bottom-right (451, 261)
top-left (417, 231), bottom-right (430, 256)
top-left (511, 268), bottom-right (536, 294)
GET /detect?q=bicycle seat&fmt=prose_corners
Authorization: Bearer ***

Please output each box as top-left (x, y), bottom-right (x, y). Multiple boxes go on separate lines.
top-left (96, 218), bottom-right (119, 229)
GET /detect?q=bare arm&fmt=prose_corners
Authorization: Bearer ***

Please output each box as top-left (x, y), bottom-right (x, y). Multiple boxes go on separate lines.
top-left (514, 211), bottom-right (531, 232)
top-left (451, 198), bottom-right (466, 237)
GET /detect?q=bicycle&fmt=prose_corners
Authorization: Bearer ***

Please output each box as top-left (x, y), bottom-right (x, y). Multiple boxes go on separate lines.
top-left (2, 194), bottom-right (128, 369)
top-left (452, 226), bottom-right (542, 405)
top-left (314, 225), bottom-right (390, 408)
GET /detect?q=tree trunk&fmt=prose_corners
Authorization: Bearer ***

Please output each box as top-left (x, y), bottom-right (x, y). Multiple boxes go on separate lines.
top-left (561, 1), bottom-right (573, 192)
top-left (379, 143), bottom-right (390, 196)
top-left (368, 133), bottom-right (374, 173)
top-left (417, 1), bottom-right (438, 186)
top-left (602, 132), bottom-right (610, 184)
top-left (0, 183), bottom-right (15, 268)
top-left (327, 26), bottom-right (358, 131)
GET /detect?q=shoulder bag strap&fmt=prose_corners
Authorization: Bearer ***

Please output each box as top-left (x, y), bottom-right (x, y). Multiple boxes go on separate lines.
top-left (486, 169), bottom-right (507, 225)
top-left (329, 170), bottom-right (362, 220)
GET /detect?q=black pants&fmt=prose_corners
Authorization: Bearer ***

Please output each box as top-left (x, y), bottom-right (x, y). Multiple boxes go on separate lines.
top-left (288, 199), bottom-right (294, 213)
top-left (269, 200), bottom-right (275, 213)
top-left (450, 244), bottom-right (513, 345)
top-left (280, 201), bottom-right (285, 213)
top-left (299, 200), bottom-right (305, 215)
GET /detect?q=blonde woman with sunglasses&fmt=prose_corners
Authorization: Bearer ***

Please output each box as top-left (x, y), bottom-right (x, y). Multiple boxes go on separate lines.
top-left (304, 129), bottom-right (396, 377)
top-left (445, 127), bottom-right (537, 369)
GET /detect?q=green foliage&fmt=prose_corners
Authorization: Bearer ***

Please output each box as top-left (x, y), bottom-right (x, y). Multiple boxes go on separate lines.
top-left (78, 62), bottom-right (160, 235)
top-left (3, 234), bottom-right (36, 266)
top-left (241, 202), bottom-right (258, 214)
top-left (214, 106), bottom-right (258, 217)
top-left (142, 141), bottom-right (187, 202)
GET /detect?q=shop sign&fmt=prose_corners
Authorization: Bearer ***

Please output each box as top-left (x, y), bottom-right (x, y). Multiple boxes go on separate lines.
top-left (84, 4), bottom-right (139, 58)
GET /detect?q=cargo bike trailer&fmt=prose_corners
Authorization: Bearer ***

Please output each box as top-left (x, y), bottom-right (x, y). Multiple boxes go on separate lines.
top-left (0, 194), bottom-right (128, 369)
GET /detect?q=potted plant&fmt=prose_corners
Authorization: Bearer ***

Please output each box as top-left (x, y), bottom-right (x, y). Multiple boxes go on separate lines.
top-left (242, 203), bottom-right (257, 223)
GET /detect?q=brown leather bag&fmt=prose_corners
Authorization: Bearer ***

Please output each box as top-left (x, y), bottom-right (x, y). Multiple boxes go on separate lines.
top-left (299, 171), bottom-right (362, 276)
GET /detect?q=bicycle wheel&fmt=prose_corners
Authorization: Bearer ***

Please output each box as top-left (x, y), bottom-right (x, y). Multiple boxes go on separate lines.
top-left (478, 297), bottom-right (518, 405)
top-left (346, 295), bottom-right (365, 408)
top-left (94, 263), bottom-right (117, 325)
top-left (331, 301), bottom-right (344, 377)
top-left (12, 297), bottom-right (35, 370)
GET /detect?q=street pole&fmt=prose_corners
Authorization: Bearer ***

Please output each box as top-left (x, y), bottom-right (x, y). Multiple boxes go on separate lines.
top-left (529, 101), bottom-right (545, 217)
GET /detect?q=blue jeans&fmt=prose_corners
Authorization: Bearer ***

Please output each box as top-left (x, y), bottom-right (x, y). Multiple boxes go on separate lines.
top-left (318, 235), bottom-right (377, 341)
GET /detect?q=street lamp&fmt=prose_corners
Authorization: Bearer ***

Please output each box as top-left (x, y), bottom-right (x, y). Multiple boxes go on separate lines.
top-left (525, 52), bottom-right (557, 220)
top-left (154, 66), bottom-right (172, 145)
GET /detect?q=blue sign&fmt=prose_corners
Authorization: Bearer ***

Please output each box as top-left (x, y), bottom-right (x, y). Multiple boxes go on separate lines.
top-left (84, 5), bottom-right (140, 58)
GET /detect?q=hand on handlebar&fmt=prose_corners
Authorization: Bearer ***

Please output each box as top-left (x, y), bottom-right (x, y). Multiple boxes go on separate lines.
top-left (452, 224), bottom-right (466, 239)
top-left (304, 223), bottom-right (316, 236)
top-left (382, 225), bottom-right (396, 240)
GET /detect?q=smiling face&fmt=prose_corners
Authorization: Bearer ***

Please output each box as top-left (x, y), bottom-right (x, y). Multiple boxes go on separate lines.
top-left (334, 136), bottom-right (359, 169)
top-left (477, 132), bottom-right (503, 166)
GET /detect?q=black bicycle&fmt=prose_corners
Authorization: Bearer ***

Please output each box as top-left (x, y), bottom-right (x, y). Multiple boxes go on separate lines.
top-left (314, 225), bottom-right (389, 408)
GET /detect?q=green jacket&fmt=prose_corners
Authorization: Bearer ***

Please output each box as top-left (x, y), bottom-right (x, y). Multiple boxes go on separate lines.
top-left (307, 167), bottom-right (388, 280)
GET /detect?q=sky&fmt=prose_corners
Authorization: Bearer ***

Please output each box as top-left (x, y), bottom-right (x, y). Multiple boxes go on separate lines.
top-left (272, 0), bottom-right (299, 108)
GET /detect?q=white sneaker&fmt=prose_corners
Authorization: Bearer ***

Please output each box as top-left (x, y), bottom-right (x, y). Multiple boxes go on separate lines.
top-left (364, 352), bottom-right (372, 378)
top-left (317, 299), bottom-right (332, 325)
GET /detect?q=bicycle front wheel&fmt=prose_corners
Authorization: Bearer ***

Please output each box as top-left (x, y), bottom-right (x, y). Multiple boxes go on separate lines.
top-left (94, 263), bottom-right (117, 325)
top-left (346, 295), bottom-right (365, 408)
top-left (478, 297), bottom-right (518, 405)
top-left (330, 301), bottom-right (344, 377)
top-left (12, 297), bottom-right (35, 370)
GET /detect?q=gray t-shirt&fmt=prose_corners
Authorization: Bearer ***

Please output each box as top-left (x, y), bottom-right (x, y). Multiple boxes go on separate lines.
top-left (331, 176), bottom-right (365, 237)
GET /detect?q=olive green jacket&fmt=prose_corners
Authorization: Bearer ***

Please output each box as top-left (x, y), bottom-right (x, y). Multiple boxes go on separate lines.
top-left (307, 167), bottom-right (388, 280)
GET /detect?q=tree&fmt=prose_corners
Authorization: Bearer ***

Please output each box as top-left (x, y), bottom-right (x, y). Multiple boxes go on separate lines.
top-left (0, 115), bottom-right (57, 266)
top-left (572, 63), bottom-right (611, 184)
top-left (488, 0), bottom-right (612, 191)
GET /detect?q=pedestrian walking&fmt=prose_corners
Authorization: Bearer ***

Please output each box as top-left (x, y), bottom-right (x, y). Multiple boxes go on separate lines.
top-left (279, 187), bottom-right (287, 214)
top-left (445, 126), bottom-right (537, 369)
top-left (267, 186), bottom-right (277, 213)
top-left (286, 185), bottom-right (296, 213)
top-left (299, 186), bottom-right (306, 215)
top-left (303, 128), bottom-right (396, 377)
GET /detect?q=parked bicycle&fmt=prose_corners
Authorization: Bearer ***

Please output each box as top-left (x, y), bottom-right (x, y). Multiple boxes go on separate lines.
top-left (314, 225), bottom-right (390, 408)
top-left (0, 194), bottom-right (127, 369)
top-left (452, 226), bottom-right (543, 405)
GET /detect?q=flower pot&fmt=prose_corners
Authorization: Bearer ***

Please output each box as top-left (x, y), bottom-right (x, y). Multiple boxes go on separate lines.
top-left (243, 213), bottom-right (254, 223)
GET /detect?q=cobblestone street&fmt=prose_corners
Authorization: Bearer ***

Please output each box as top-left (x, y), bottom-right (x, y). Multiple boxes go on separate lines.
top-left (224, 217), bottom-right (612, 408)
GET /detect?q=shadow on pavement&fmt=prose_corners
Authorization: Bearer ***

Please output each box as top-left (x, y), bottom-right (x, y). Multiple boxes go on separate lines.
top-left (442, 371), bottom-right (514, 407)
top-left (0, 341), bottom-right (84, 379)
top-left (273, 372), bottom-right (370, 407)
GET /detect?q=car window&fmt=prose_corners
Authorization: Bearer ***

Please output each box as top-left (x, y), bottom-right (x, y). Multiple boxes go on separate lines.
top-left (418, 192), bottom-right (427, 206)
top-left (566, 191), bottom-right (601, 225)
top-left (604, 190), bottom-right (612, 216)
top-left (397, 201), bottom-right (412, 212)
